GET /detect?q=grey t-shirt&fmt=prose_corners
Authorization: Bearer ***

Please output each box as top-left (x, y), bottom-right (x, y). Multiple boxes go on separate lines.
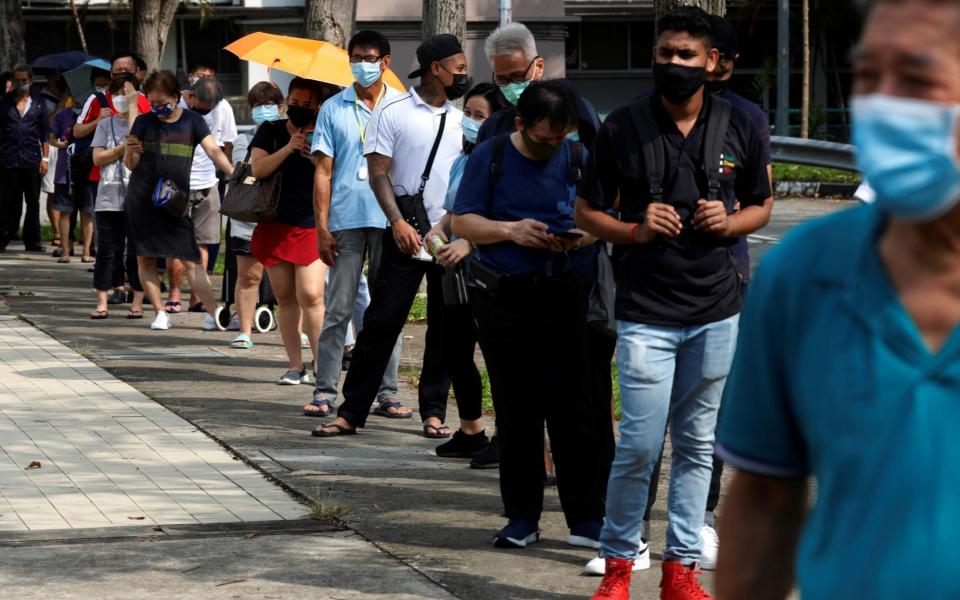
top-left (91, 116), bottom-right (132, 212)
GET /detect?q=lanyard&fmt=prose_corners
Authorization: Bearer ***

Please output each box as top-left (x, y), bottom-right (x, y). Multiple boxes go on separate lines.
top-left (353, 84), bottom-right (386, 147)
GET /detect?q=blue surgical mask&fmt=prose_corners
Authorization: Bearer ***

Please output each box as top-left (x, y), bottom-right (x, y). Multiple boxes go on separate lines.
top-left (566, 130), bottom-right (580, 142)
top-left (852, 94), bottom-right (960, 223)
top-left (251, 103), bottom-right (280, 125)
top-left (461, 115), bottom-right (481, 144)
top-left (501, 79), bottom-right (533, 106)
top-left (151, 102), bottom-right (175, 117)
top-left (351, 62), bottom-right (382, 89)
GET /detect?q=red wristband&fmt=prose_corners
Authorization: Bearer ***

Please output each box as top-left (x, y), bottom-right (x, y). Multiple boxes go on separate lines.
top-left (630, 223), bottom-right (641, 243)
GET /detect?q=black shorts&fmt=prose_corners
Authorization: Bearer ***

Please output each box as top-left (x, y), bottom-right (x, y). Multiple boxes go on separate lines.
top-left (230, 236), bottom-right (253, 257)
top-left (50, 183), bottom-right (95, 214)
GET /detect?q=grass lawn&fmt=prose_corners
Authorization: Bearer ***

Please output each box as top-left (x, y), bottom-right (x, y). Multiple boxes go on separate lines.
top-left (773, 162), bottom-right (860, 184)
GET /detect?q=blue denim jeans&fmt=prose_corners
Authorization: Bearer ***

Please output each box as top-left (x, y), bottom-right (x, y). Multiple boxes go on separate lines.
top-left (314, 228), bottom-right (401, 402)
top-left (600, 314), bottom-right (739, 564)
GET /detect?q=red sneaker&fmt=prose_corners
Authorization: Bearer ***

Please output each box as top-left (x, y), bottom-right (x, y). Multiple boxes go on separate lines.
top-left (591, 558), bottom-right (633, 600)
top-left (660, 560), bottom-right (713, 600)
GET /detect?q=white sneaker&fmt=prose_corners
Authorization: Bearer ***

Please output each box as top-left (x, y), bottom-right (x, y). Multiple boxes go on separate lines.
top-left (227, 317), bottom-right (240, 331)
top-left (202, 314), bottom-right (216, 331)
top-left (277, 369), bottom-right (310, 385)
top-left (150, 311), bottom-right (171, 330)
top-left (583, 545), bottom-right (650, 575)
top-left (699, 524), bottom-right (719, 570)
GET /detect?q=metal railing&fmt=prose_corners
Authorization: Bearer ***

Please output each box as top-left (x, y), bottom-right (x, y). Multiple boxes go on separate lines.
top-left (770, 136), bottom-right (857, 172)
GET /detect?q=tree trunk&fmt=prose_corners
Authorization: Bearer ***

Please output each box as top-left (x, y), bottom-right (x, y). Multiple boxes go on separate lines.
top-left (0, 0), bottom-right (26, 72)
top-left (304, 0), bottom-right (357, 47)
top-left (422, 0), bottom-right (466, 43)
top-left (132, 0), bottom-right (180, 73)
top-left (800, 0), bottom-right (810, 138)
top-left (654, 0), bottom-right (726, 21)
top-left (70, 0), bottom-right (89, 54)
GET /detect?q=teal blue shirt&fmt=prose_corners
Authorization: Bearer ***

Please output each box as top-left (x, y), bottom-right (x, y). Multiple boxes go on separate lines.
top-left (718, 204), bottom-right (960, 599)
top-left (311, 84), bottom-right (402, 232)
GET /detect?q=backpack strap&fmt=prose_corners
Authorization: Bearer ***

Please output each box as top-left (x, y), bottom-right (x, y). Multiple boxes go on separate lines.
top-left (94, 92), bottom-right (109, 110)
top-left (627, 97), bottom-right (665, 204)
top-left (567, 140), bottom-right (584, 188)
top-left (703, 96), bottom-right (733, 201)
top-left (486, 133), bottom-right (510, 215)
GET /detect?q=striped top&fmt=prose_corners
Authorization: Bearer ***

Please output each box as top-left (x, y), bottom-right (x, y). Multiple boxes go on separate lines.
top-left (129, 109), bottom-right (210, 193)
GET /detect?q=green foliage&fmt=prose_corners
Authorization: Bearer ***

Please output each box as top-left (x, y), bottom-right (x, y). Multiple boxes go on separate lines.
top-left (407, 294), bottom-right (428, 323)
top-left (773, 162), bottom-right (860, 184)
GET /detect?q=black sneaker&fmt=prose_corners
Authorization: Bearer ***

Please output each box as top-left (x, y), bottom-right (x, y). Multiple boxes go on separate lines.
top-left (436, 429), bottom-right (489, 458)
top-left (470, 436), bottom-right (500, 469)
top-left (341, 348), bottom-right (353, 371)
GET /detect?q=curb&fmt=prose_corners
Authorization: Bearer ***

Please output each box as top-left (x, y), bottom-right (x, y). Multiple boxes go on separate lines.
top-left (775, 181), bottom-right (859, 199)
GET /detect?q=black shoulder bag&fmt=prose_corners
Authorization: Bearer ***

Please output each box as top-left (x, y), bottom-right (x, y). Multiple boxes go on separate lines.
top-left (395, 112), bottom-right (446, 236)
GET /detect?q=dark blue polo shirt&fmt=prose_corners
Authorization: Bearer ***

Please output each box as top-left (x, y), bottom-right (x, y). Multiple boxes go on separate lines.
top-left (0, 92), bottom-right (50, 169)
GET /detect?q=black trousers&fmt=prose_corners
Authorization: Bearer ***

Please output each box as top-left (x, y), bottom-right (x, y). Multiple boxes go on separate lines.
top-left (442, 300), bottom-right (483, 422)
top-left (0, 167), bottom-right (41, 247)
top-left (474, 274), bottom-right (604, 527)
top-left (339, 230), bottom-right (453, 428)
top-left (94, 211), bottom-right (141, 293)
top-left (587, 326), bottom-right (617, 501)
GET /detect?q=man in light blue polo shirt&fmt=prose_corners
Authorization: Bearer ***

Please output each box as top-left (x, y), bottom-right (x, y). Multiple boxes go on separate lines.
top-left (305, 30), bottom-right (404, 418)
top-left (715, 1), bottom-right (960, 598)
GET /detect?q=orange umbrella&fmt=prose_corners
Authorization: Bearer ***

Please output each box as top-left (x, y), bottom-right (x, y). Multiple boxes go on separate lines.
top-left (224, 32), bottom-right (406, 92)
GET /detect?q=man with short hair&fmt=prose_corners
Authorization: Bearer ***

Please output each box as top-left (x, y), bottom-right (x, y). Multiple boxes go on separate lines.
top-left (0, 65), bottom-right (50, 252)
top-left (306, 30), bottom-right (405, 419)
top-left (312, 34), bottom-right (467, 438)
top-left (478, 21), bottom-right (601, 147)
top-left (575, 7), bottom-right (771, 599)
top-left (716, 1), bottom-right (960, 598)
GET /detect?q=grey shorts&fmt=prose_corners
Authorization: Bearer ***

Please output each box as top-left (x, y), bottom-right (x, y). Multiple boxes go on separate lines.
top-left (188, 186), bottom-right (222, 245)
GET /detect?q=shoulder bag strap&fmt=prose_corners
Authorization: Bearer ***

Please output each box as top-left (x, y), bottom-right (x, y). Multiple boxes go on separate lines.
top-left (486, 133), bottom-right (510, 215)
top-left (627, 97), bottom-right (666, 203)
top-left (703, 96), bottom-right (733, 201)
top-left (417, 111), bottom-right (447, 195)
top-left (568, 140), bottom-right (584, 187)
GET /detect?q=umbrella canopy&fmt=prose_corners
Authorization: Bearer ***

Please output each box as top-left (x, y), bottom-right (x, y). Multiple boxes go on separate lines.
top-left (63, 59), bottom-right (112, 105)
top-left (225, 32), bottom-right (406, 92)
top-left (31, 51), bottom-right (102, 72)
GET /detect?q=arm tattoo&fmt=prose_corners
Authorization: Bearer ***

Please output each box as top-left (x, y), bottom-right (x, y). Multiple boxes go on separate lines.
top-left (370, 173), bottom-right (403, 224)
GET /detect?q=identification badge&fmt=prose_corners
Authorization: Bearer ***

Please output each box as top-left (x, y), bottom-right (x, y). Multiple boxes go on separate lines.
top-left (358, 165), bottom-right (368, 180)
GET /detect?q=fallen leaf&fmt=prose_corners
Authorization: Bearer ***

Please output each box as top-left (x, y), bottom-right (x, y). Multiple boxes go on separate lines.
top-left (244, 532), bottom-right (262, 540)
top-left (127, 516), bottom-right (145, 520)
top-left (215, 579), bottom-right (247, 587)
top-left (24, 461), bottom-right (41, 470)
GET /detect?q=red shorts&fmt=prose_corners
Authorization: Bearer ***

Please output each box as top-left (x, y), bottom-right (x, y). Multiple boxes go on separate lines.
top-left (250, 222), bottom-right (320, 268)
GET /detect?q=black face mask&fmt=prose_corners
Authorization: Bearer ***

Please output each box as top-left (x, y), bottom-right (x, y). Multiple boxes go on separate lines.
top-left (286, 105), bottom-right (317, 128)
top-left (193, 106), bottom-right (213, 116)
top-left (652, 63), bottom-right (706, 105)
top-left (444, 74), bottom-right (470, 101)
top-left (705, 79), bottom-right (730, 96)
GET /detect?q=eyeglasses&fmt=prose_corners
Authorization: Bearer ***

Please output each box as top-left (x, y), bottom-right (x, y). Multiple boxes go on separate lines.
top-left (350, 54), bottom-right (383, 64)
top-left (493, 57), bottom-right (540, 87)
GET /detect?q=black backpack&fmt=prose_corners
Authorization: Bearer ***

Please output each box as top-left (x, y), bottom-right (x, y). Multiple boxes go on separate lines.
top-left (625, 95), bottom-right (733, 212)
top-left (486, 133), bottom-right (584, 213)
top-left (69, 92), bottom-right (110, 187)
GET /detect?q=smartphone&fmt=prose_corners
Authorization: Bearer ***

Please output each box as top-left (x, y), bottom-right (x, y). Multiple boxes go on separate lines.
top-left (552, 230), bottom-right (584, 241)
top-left (125, 135), bottom-right (140, 145)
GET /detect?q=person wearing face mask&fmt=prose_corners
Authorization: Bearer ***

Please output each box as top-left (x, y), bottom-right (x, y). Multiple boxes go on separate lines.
top-left (225, 81), bottom-right (285, 349)
top-left (122, 70), bottom-right (235, 332)
top-left (451, 81), bottom-right (604, 551)
top-left (574, 8), bottom-right (771, 599)
top-left (304, 30), bottom-right (407, 420)
top-left (248, 77), bottom-right (339, 386)
top-left (476, 22), bottom-right (601, 149)
top-left (422, 82), bottom-right (508, 459)
top-left (0, 65), bottom-right (50, 253)
top-left (88, 73), bottom-right (144, 320)
top-left (311, 33), bottom-right (467, 439)
top-left (716, 1), bottom-right (960, 599)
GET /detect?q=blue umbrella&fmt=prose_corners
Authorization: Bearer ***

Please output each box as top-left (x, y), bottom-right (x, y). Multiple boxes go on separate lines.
top-left (63, 59), bottom-right (112, 105)
top-left (31, 51), bottom-right (102, 72)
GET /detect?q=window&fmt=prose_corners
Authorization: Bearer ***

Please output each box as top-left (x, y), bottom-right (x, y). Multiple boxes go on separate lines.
top-left (580, 22), bottom-right (628, 70)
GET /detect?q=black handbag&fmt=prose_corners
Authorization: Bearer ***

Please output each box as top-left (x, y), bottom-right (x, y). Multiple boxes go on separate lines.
top-left (442, 264), bottom-right (470, 306)
top-left (221, 129), bottom-right (282, 223)
top-left (394, 112), bottom-right (446, 237)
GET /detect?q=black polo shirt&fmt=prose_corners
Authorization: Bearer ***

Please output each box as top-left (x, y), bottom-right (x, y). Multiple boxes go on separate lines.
top-left (579, 93), bottom-right (770, 327)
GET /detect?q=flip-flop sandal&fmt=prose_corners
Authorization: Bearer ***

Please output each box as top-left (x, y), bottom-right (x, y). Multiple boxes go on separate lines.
top-left (311, 422), bottom-right (356, 437)
top-left (57, 256), bottom-right (70, 263)
top-left (303, 397), bottom-right (334, 417)
top-left (423, 423), bottom-right (453, 439)
top-left (230, 333), bottom-right (254, 349)
top-left (187, 302), bottom-right (206, 313)
top-left (126, 309), bottom-right (144, 319)
top-left (89, 310), bottom-right (108, 320)
top-left (372, 400), bottom-right (413, 419)
top-left (164, 301), bottom-right (182, 314)
top-left (81, 256), bottom-right (95, 263)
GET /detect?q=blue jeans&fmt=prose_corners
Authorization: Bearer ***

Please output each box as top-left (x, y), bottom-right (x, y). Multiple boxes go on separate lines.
top-left (600, 315), bottom-right (739, 564)
top-left (314, 228), bottom-right (401, 402)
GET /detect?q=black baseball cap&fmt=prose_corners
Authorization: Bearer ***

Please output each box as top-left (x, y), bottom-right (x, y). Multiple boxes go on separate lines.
top-left (408, 34), bottom-right (464, 79)
top-left (708, 15), bottom-right (738, 60)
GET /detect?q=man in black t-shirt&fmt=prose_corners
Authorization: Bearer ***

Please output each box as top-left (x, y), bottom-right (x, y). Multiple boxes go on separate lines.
top-left (575, 8), bottom-right (771, 599)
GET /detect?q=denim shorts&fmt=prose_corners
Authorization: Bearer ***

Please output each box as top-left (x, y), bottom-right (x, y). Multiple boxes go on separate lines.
top-left (50, 183), bottom-right (94, 214)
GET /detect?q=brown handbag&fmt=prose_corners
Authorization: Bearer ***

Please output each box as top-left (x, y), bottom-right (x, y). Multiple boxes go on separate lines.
top-left (221, 126), bottom-right (282, 223)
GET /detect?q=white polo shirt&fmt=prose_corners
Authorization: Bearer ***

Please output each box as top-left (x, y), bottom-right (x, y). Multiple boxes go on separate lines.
top-left (363, 87), bottom-right (463, 226)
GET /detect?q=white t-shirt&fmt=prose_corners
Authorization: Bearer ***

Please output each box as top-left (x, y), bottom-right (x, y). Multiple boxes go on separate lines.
top-left (362, 88), bottom-right (463, 226)
top-left (189, 99), bottom-right (236, 190)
